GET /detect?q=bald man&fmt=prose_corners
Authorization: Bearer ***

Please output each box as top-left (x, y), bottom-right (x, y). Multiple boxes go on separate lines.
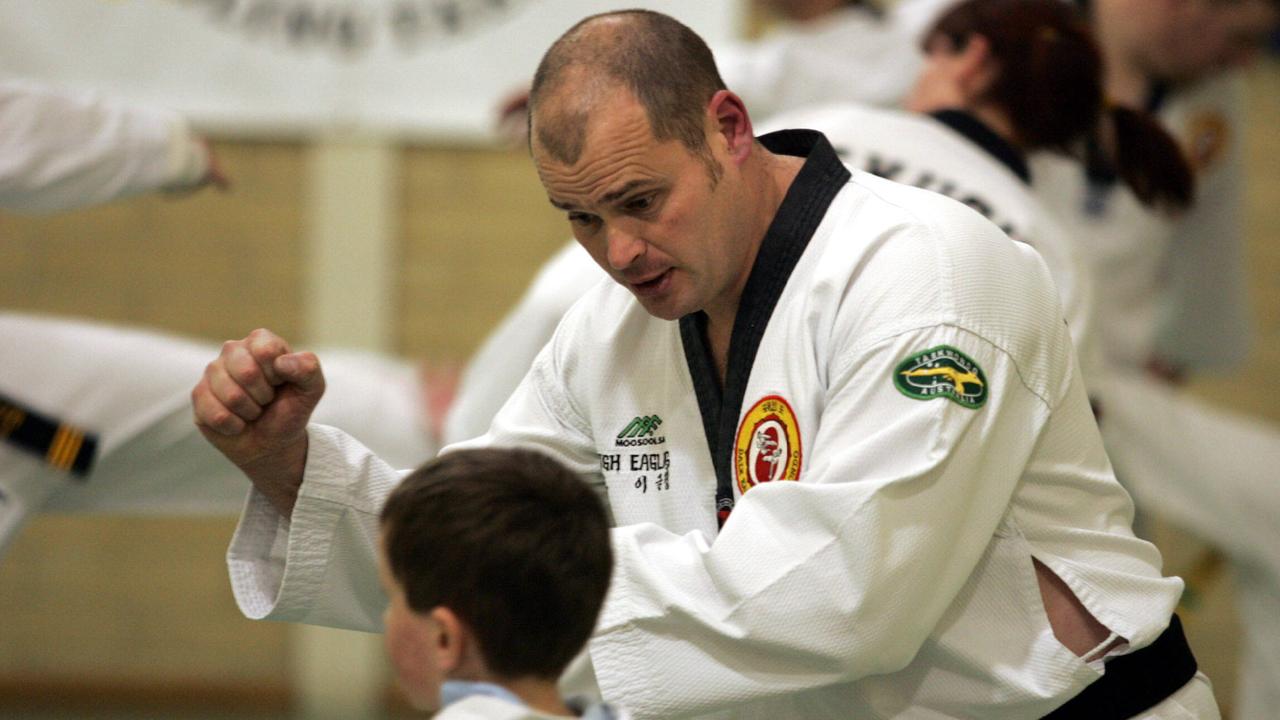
top-left (194, 10), bottom-right (1210, 719)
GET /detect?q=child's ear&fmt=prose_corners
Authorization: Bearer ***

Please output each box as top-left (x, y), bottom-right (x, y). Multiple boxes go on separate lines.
top-left (428, 607), bottom-right (468, 673)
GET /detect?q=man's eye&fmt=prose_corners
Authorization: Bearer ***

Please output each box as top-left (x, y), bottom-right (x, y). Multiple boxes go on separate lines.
top-left (625, 195), bottom-right (653, 212)
top-left (569, 213), bottom-right (599, 227)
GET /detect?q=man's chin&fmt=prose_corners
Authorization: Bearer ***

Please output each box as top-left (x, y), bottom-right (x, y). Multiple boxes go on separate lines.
top-left (627, 289), bottom-right (693, 321)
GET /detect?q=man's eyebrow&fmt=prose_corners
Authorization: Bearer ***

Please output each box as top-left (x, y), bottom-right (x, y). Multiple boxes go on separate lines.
top-left (598, 179), bottom-right (654, 205)
top-left (548, 179), bottom-right (655, 212)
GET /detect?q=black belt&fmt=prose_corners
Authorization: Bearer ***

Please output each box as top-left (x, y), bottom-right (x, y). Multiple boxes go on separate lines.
top-left (1043, 614), bottom-right (1198, 719)
top-left (0, 393), bottom-right (97, 477)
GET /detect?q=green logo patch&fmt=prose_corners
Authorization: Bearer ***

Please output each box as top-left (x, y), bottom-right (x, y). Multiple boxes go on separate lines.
top-left (894, 345), bottom-right (988, 409)
top-left (617, 415), bottom-right (663, 439)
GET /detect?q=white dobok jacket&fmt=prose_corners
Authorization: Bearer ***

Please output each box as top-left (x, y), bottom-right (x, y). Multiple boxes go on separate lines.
top-left (227, 132), bottom-right (1181, 719)
top-left (761, 104), bottom-right (1099, 377)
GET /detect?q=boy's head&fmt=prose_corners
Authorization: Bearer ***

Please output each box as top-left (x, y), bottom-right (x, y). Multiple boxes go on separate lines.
top-left (376, 447), bottom-right (613, 711)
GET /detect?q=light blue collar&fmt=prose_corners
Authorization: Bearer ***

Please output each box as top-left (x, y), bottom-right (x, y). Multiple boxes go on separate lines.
top-left (440, 680), bottom-right (526, 709)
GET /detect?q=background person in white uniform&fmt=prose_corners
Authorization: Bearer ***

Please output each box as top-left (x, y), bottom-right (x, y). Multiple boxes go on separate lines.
top-left (194, 8), bottom-right (1210, 718)
top-left (0, 314), bottom-right (436, 560)
top-left (0, 79), bottom-right (227, 213)
top-left (0, 82), bottom-right (436, 559)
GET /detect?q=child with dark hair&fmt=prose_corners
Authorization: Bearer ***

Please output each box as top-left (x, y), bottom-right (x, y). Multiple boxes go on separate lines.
top-left (377, 448), bottom-right (623, 719)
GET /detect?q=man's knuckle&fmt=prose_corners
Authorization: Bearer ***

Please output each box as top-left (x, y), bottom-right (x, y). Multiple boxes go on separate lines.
top-left (229, 362), bottom-right (259, 386)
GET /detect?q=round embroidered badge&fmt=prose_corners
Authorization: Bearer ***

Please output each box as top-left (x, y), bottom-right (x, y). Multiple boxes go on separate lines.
top-left (734, 395), bottom-right (802, 495)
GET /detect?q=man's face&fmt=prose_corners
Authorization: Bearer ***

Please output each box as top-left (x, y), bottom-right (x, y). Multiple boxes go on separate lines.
top-left (377, 535), bottom-right (443, 712)
top-left (533, 90), bottom-right (750, 322)
top-left (1145, 0), bottom-right (1278, 81)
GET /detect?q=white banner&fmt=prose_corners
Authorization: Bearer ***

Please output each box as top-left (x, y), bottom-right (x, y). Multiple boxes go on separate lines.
top-left (1, 0), bottom-right (743, 140)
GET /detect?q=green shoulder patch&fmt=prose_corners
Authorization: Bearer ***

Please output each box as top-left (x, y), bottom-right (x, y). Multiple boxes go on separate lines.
top-left (893, 345), bottom-right (988, 409)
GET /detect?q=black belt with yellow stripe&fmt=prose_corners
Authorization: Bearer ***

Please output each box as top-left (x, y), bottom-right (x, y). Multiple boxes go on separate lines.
top-left (0, 393), bottom-right (97, 477)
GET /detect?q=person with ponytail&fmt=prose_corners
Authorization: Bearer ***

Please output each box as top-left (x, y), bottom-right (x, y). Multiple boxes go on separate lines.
top-left (769, 4), bottom-right (1280, 719)
top-left (761, 0), bottom-right (1195, 382)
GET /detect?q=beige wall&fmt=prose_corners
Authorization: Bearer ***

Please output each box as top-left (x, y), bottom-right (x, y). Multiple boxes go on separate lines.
top-left (0, 60), bottom-right (1277, 716)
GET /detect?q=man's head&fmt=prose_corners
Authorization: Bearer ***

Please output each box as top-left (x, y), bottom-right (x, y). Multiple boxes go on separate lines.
top-left (376, 448), bottom-right (613, 711)
top-left (1101, 0), bottom-right (1279, 83)
top-left (527, 10), bottom-right (766, 323)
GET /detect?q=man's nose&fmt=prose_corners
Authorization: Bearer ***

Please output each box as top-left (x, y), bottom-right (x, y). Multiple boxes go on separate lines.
top-left (605, 223), bottom-right (645, 270)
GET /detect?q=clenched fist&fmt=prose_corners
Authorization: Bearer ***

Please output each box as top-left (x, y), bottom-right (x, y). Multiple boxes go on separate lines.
top-left (192, 328), bottom-right (325, 517)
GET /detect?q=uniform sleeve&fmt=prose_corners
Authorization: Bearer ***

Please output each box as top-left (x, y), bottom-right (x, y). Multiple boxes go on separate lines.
top-left (587, 323), bottom-right (1061, 718)
top-left (226, 327), bottom-right (602, 631)
top-left (0, 79), bottom-right (208, 213)
top-left (1152, 74), bottom-right (1251, 370)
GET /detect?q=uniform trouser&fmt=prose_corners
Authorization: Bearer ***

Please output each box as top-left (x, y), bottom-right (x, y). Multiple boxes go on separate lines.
top-left (1091, 368), bottom-right (1280, 719)
top-left (0, 312), bottom-right (436, 560)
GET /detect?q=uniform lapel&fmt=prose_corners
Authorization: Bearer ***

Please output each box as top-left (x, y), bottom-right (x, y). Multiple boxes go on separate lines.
top-left (679, 130), bottom-right (850, 526)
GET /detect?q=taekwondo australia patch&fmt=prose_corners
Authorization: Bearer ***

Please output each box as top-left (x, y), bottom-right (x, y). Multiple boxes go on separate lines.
top-left (734, 395), bottom-right (803, 495)
top-left (894, 346), bottom-right (988, 409)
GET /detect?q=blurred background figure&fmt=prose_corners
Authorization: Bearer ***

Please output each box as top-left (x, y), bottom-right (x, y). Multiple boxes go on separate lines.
top-left (0, 79), bottom-right (228, 213)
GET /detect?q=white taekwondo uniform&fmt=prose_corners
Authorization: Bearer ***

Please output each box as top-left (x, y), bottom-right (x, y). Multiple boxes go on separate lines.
top-left (0, 313), bottom-right (435, 560)
top-left (226, 132), bottom-right (1204, 719)
top-left (760, 104), bottom-right (1099, 376)
top-left (0, 79), bottom-right (212, 213)
top-left (0, 83), bottom-right (432, 560)
top-left (714, 0), bottom-right (1253, 375)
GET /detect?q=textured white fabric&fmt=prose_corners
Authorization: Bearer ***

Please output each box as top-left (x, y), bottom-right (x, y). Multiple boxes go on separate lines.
top-left (0, 79), bottom-right (208, 213)
top-left (760, 104), bottom-right (1100, 377)
top-left (0, 312), bottom-right (434, 561)
top-left (227, 165), bottom-right (1183, 718)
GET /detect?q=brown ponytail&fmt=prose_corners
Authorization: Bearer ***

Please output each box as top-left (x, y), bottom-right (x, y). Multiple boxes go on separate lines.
top-left (1109, 105), bottom-right (1195, 211)
top-left (923, 0), bottom-right (1195, 211)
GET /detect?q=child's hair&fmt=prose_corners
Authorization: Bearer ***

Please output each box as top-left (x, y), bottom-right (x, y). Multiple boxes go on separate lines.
top-left (923, 0), bottom-right (1194, 211)
top-left (379, 448), bottom-right (613, 680)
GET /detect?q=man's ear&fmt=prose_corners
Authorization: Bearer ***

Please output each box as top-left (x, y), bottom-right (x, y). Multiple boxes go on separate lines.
top-left (707, 90), bottom-right (754, 164)
top-left (428, 607), bottom-right (468, 674)
top-left (955, 35), bottom-right (999, 101)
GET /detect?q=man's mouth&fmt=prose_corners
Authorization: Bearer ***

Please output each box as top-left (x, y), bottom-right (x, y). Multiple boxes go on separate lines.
top-left (628, 268), bottom-right (673, 296)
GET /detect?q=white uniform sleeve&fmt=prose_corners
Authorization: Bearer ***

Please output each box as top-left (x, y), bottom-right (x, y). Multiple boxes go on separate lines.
top-left (227, 424), bottom-right (406, 630)
top-left (588, 323), bottom-right (1063, 717)
top-left (227, 332), bottom-right (601, 631)
top-left (0, 79), bottom-right (208, 213)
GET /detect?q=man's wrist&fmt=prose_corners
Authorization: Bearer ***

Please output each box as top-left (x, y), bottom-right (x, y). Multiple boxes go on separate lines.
top-left (241, 434), bottom-right (309, 520)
